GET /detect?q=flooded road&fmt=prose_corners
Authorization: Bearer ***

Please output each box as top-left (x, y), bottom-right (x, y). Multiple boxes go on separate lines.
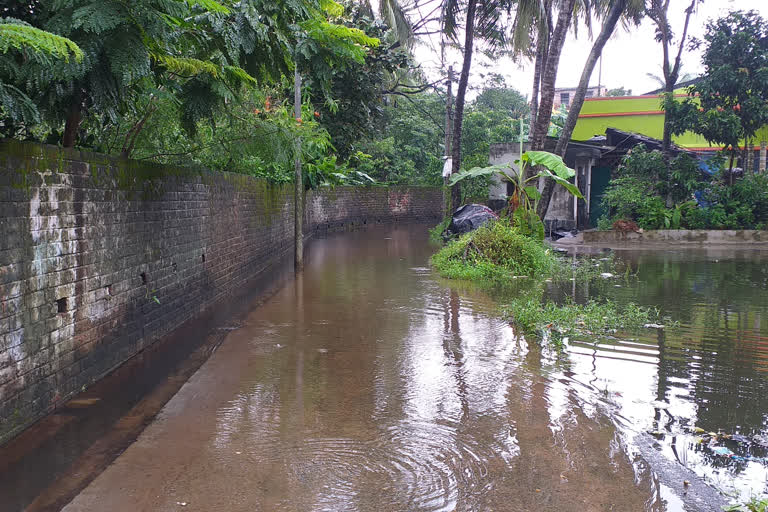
top-left (49, 226), bottom-right (767, 511)
top-left (58, 225), bottom-right (672, 512)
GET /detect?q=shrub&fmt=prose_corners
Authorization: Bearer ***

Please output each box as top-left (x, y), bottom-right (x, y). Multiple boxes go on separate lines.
top-left (430, 219), bottom-right (558, 282)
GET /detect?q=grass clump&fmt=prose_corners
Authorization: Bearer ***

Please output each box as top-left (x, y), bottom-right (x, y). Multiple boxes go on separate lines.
top-left (504, 297), bottom-right (658, 343)
top-left (724, 498), bottom-right (768, 512)
top-left (429, 216), bottom-right (451, 244)
top-left (430, 219), bottom-right (558, 282)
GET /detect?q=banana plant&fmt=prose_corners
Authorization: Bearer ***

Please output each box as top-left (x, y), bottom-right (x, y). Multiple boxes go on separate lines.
top-left (449, 151), bottom-right (583, 239)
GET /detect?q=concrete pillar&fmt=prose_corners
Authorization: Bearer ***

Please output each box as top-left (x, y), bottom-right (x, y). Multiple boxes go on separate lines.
top-left (760, 140), bottom-right (767, 173)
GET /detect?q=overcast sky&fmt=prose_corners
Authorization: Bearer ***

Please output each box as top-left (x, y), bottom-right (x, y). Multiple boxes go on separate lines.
top-left (411, 0), bottom-right (768, 99)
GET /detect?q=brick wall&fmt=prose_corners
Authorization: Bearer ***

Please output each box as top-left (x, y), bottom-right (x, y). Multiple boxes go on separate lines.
top-left (0, 141), bottom-right (442, 443)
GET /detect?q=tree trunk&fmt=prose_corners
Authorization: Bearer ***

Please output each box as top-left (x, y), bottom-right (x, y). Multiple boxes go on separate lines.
top-left (62, 93), bottom-right (82, 148)
top-left (555, 1), bottom-right (623, 157)
top-left (536, 0), bottom-right (625, 219)
top-left (659, 0), bottom-right (696, 157)
top-left (449, 0), bottom-right (478, 212)
top-left (530, 30), bottom-right (547, 129)
top-left (530, 0), bottom-right (576, 154)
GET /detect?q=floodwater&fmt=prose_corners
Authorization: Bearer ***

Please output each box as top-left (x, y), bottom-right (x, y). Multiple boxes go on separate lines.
top-left (562, 248), bottom-right (768, 504)
top-left (23, 225), bottom-right (768, 510)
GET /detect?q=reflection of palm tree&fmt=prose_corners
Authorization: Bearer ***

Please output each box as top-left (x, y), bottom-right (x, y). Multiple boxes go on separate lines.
top-left (443, 289), bottom-right (470, 420)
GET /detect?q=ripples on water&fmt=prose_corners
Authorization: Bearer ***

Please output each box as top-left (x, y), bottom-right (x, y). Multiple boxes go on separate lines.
top-left (560, 249), bottom-right (768, 502)
top-left (206, 229), bottom-right (768, 510)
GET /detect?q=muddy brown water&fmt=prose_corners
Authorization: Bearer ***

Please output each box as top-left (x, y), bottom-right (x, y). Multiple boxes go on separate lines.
top-left (5, 224), bottom-right (768, 511)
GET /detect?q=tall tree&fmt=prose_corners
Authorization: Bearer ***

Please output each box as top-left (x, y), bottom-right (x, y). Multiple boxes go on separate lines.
top-left (645, 0), bottom-right (699, 157)
top-left (448, 0), bottom-right (478, 210)
top-left (670, 10), bottom-right (768, 177)
top-left (0, 18), bottom-right (82, 129)
top-left (537, 0), bottom-right (643, 218)
top-left (529, 0), bottom-right (577, 152)
top-left (443, 0), bottom-right (510, 210)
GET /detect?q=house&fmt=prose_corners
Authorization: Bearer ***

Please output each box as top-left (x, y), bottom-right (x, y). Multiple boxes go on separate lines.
top-left (553, 85), bottom-right (607, 110)
top-left (489, 86), bottom-right (768, 231)
top-left (489, 138), bottom-right (605, 232)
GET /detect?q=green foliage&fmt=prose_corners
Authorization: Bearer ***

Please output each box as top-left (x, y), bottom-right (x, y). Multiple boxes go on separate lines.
top-left (600, 140), bottom-right (768, 230)
top-left (449, 151), bottom-right (582, 234)
top-left (684, 171), bottom-right (768, 229)
top-left (306, 3), bottom-right (409, 158)
top-left (0, 19), bottom-right (82, 62)
top-left (352, 91), bottom-right (444, 185)
top-left (430, 219), bottom-right (559, 282)
top-left (474, 79), bottom-right (529, 118)
top-left (548, 104), bottom-right (568, 137)
top-left (670, 11), bottom-right (768, 160)
top-left (724, 498), bottom-right (768, 512)
top-left (606, 87), bottom-right (632, 97)
top-left (430, 219), bottom-right (658, 346)
top-left (599, 145), bottom-right (715, 229)
top-left (0, 18), bottom-right (83, 125)
top-left (429, 216), bottom-right (452, 244)
top-left (504, 297), bottom-right (657, 342)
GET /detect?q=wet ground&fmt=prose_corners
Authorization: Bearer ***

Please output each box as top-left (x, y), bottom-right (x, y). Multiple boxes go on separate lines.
top-left (5, 224), bottom-right (768, 511)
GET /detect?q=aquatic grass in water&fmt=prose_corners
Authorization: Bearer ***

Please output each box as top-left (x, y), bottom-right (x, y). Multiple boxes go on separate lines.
top-left (430, 219), bottom-right (657, 342)
top-left (724, 498), bottom-right (768, 512)
top-left (504, 296), bottom-right (658, 343)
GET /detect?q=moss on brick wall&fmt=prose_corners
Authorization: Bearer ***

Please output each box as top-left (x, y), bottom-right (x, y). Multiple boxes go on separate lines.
top-left (0, 140), bottom-right (442, 444)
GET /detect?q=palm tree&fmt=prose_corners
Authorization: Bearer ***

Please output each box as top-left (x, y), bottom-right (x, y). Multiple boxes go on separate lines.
top-left (645, 67), bottom-right (696, 89)
top-left (443, 0), bottom-right (511, 210)
top-left (359, 0), bottom-right (414, 47)
top-left (529, 0), bottom-right (578, 152)
top-left (536, 0), bottom-right (643, 217)
top-left (645, 0), bottom-right (698, 157)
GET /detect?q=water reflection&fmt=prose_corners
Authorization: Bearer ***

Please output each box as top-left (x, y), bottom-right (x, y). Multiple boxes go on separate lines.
top-left (561, 249), bottom-right (768, 501)
top-left (68, 226), bottom-right (768, 510)
top-left (200, 226), bottom-right (666, 511)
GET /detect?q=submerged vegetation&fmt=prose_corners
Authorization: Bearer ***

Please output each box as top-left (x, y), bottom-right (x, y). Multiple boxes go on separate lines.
top-left (505, 297), bottom-right (658, 342)
top-left (430, 218), bottom-right (659, 344)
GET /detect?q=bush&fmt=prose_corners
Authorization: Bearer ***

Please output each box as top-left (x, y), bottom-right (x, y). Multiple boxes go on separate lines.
top-left (430, 219), bottom-right (558, 282)
top-left (600, 175), bottom-right (657, 222)
top-left (598, 143), bottom-right (768, 230)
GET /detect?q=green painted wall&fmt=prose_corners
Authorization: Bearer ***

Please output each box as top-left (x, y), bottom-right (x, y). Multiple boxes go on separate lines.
top-left (572, 92), bottom-right (719, 150)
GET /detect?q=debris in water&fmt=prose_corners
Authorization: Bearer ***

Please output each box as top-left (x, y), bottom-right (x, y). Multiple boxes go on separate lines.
top-left (712, 446), bottom-right (734, 457)
top-left (176, 502), bottom-right (188, 507)
top-left (317, 348), bottom-right (328, 353)
top-left (600, 272), bottom-right (614, 278)
top-left (644, 323), bottom-right (665, 329)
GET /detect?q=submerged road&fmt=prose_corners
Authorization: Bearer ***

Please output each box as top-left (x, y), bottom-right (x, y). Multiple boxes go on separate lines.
top-left (57, 225), bottom-right (714, 511)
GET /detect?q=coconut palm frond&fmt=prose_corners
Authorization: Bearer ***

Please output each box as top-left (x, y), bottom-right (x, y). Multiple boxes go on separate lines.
top-left (379, 0), bottom-right (414, 47)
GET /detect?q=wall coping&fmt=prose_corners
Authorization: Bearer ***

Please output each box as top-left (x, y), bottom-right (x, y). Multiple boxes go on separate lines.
top-left (583, 229), bottom-right (768, 244)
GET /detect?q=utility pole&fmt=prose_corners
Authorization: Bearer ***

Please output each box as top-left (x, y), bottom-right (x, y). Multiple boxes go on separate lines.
top-left (444, 66), bottom-right (454, 161)
top-left (294, 65), bottom-right (303, 271)
top-left (443, 66), bottom-right (454, 217)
